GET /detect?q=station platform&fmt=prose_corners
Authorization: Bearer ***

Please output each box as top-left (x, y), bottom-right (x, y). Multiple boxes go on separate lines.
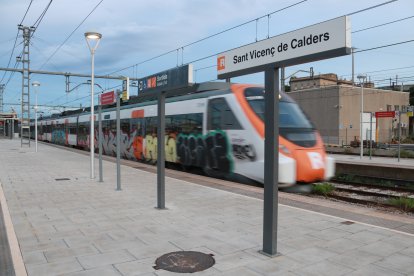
top-left (1, 139), bottom-right (414, 276)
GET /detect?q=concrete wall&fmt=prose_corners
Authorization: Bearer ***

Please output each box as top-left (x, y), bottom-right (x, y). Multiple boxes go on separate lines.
top-left (288, 86), bottom-right (340, 144)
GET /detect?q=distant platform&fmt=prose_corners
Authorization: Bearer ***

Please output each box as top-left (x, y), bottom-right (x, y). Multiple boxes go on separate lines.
top-left (331, 153), bottom-right (414, 182)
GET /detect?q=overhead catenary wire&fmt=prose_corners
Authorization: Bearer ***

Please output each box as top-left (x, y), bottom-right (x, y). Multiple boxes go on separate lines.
top-left (0, 0), bottom-right (34, 84)
top-left (352, 15), bottom-right (414, 34)
top-left (30, 0), bottom-right (53, 32)
top-left (8, 0), bottom-right (410, 110)
top-left (106, 0), bottom-right (399, 78)
top-left (353, 39), bottom-right (414, 53)
top-left (38, 0), bottom-right (104, 70)
top-left (106, 0), bottom-right (309, 75)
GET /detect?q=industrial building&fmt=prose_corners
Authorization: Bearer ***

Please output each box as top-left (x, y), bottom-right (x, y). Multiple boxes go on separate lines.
top-left (288, 74), bottom-right (411, 145)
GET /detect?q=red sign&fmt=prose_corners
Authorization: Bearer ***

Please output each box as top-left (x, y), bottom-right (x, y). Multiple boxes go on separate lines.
top-left (375, 111), bottom-right (395, 118)
top-left (100, 91), bottom-right (115, 105)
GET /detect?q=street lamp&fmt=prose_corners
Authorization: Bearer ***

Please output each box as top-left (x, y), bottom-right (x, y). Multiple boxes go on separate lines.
top-left (357, 74), bottom-right (367, 159)
top-left (32, 81), bottom-right (40, 152)
top-left (84, 31), bottom-right (102, 179)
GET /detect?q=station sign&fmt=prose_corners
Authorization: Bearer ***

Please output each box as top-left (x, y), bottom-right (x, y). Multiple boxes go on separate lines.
top-left (138, 64), bottom-right (193, 94)
top-left (375, 111), bottom-right (395, 118)
top-left (100, 90), bottom-right (115, 105)
top-left (217, 16), bottom-right (351, 79)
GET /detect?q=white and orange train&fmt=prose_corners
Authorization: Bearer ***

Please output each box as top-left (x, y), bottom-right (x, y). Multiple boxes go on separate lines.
top-left (31, 82), bottom-right (335, 187)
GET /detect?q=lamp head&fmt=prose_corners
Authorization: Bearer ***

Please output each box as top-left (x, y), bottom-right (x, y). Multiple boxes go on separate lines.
top-left (84, 31), bottom-right (102, 52)
top-left (84, 32), bottom-right (102, 40)
top-left (32, 81), bottom-right (40, 87)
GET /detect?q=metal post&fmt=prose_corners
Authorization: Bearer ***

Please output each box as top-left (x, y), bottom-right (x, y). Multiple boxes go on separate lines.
top-left (35, 91), bottom-right (38, 152)
top-left (0, 84), bottom-right (4, 113)
top-left (360, 83), bottom-right (364, 159)
top-left (11, 119), bottom-right (14, 139)
top-left (90, 50), bottom-right (95, 179)
top-left (8, 120), bottom-right (11, 139)
top-left (116, 91), bottom-right (121, 190)
top-left (261, 67), bottom-right (279, 257)
top-left (157, 91), bottom-right (166, 209)
top-left (98, 103), bottom-right (103, 182)
top-left (370, 113), bottom-right (372, 160)
top-left (345, 127), bottom-right (348, 146)
top-left (280, 67), bottom-right (285, 92)
top-left (20, 26), bottom-right (32, 147)
top-left (398, 111), bottom-right (401, 162)
top-left (351, 48), bottom-right (355, 86)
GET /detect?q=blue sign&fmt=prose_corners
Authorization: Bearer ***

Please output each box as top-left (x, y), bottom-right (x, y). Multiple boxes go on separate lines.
top-left (138, 64), bottom-right (193, 94)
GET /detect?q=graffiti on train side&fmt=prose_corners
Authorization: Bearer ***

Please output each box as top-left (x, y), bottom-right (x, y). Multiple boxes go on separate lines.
top-left (177, 131), bottom-right (233, 173)
top-left (97, 129), bottom-right (233, 173)
top-left (52, 130), bottom-right (66, 145)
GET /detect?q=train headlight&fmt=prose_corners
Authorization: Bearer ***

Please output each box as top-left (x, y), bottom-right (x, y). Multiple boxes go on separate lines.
top-left (279, 145), bottom-right (290, 155)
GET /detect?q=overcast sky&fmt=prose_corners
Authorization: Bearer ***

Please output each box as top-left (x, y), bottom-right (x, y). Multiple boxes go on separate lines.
top-left (0, 0), bottom-right (413, 114)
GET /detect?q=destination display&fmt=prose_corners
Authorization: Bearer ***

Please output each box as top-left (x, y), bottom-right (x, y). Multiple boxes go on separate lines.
top-left (217, 16), bottom-right (351, 79)
top-left (138, 64), bottom-right (193, 94)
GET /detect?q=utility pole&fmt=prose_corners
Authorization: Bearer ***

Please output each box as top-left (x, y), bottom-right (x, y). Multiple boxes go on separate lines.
top-left (0, 84), bottom-right (4, 113)
top-left (18, 25), bottom-right (35, 147)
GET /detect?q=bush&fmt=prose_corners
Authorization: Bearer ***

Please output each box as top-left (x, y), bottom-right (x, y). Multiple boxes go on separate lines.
top-left (312, 183), bottom-right (335, 197)
top-left (396, 150), bottom-right (414, 159)
top-left (402, 136), bottom-right (414, 144)
top-left (388, 197), bottom-right (414, 212)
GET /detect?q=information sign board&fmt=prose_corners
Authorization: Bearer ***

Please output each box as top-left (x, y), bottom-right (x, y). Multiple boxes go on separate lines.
top-left (375, 111), bottom-right (395, 118)
top-left (100, 91), bottom-right (115, 105)
top-left (138, 64), bottom-right (193, 94)
top-left (217, 16), bottom-right (351, 79)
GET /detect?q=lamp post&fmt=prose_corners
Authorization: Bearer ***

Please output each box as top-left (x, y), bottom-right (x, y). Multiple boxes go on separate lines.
top-left (84, 31), bottom-right (102, 179)
top-left (357, 74), bottom-right (367, 159)
top-left (32, 81), bottom-right (40, 152)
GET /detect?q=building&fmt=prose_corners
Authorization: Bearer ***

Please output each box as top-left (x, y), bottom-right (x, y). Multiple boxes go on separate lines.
top-left (288, 75), bottom-right (410, 145)
top-left (289, 73), bottom-right (375, 92)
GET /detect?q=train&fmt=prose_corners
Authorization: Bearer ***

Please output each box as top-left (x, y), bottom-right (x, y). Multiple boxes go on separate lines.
top-left (30, 82), bottom-right (335, 187)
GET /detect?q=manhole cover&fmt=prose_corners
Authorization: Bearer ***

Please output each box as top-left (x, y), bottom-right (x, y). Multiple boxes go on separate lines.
top-left (55, 178), bottom-right (70, 181)
top-left (154, 251), bottom-right (215, 273)
top-left (341, 220), bottom-right (355, 225)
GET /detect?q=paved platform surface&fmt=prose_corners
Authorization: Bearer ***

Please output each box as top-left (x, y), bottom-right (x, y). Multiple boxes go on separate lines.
top-left (1, 139), bottom-right (414, 276)
top-left (330, 153), bottom-right (414, 169)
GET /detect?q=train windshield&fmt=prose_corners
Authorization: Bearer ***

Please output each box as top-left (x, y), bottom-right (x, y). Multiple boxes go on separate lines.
top-left (244, 87), bottom-right (317, 147)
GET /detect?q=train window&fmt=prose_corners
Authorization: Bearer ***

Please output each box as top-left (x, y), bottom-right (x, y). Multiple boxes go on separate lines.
top-left (110, 120), bottom-right (117, 133)
top-left (121, 119), bottom-right (130, 135)
top-left (279, 103), bottom-right (313, 129)
top-left (70, 124), bottom-right (77, 134)
top-left (146, 117), bottom-right (158, 135)
top-left (244, 88), bottom-right (312, 129)
top-left (208, 98), bottom-right (242, 130)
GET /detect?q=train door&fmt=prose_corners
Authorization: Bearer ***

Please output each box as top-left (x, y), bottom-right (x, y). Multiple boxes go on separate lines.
top-left (205, 97), bottom-right (244, 177)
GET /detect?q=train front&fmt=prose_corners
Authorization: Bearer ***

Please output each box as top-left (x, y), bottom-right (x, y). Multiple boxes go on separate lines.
top-left (236, 84), bottom-right (335, 185)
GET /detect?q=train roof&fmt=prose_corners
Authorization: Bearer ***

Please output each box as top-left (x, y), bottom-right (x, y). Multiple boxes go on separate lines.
top-left (37, 81), bottom-right (295, 120)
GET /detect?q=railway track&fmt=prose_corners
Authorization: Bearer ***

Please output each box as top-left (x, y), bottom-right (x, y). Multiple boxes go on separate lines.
top-left (320, 182), bottom-right (414, 212)
top-left (333, 173), bottom-right (414, 192)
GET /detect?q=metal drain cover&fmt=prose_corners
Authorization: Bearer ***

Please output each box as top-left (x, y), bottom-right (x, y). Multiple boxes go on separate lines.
top-left (55, 178), bottom-right (70, 181)
top-left (154, 251), bottom-right (215, 273)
